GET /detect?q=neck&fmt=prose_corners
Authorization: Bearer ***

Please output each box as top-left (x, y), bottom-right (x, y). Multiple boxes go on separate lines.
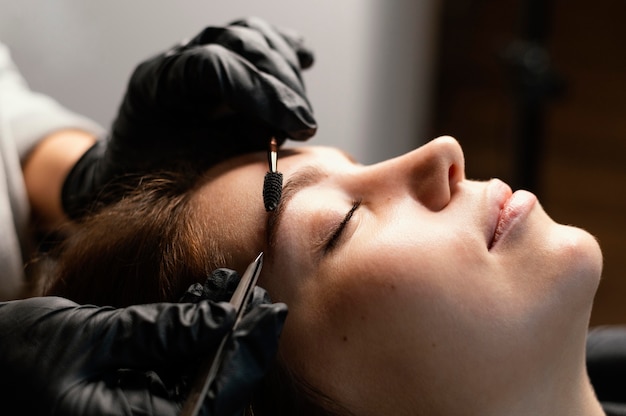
top-left (358, 358), bottom-right (606, 416)
top-left (385, 329), bottom-right (606, 416)
top-left (488, 361), bottom-right (605, 416)
top-left (461, 315), bottom-right (605, 416)
top-left (482, 324), bottom-right (606, 416)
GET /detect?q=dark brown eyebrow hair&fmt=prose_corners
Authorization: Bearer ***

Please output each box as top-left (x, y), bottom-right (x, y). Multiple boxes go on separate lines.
top-left (266, 165), bottom-right (327, 252)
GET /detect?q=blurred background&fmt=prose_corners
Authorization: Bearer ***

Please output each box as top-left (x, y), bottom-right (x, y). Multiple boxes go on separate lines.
top-left (1, 0), bottom-right (624, 325)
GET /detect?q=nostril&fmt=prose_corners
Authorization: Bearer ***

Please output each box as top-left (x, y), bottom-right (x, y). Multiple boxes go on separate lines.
top-left (448, 165), bottom-right (456, 181)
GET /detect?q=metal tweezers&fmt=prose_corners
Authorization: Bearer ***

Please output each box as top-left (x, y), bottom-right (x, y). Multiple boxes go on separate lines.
top-left (179, 252), bottom-right (264, 416)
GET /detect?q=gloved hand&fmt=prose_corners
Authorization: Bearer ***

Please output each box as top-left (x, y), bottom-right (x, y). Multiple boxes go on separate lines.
top-left (0, 291), bottom-right (287, 415)
top-left (179, 268), bottom-right (278, 416)
top-left (62, 16), bottom-right (316, 218)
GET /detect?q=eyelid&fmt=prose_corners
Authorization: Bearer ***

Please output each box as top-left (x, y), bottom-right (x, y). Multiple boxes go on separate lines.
top-left (324, 199), bottom-right (362, 253)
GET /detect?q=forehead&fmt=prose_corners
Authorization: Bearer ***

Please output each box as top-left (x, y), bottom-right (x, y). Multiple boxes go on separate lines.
top-left (191, 146), bottom-right (351, 269)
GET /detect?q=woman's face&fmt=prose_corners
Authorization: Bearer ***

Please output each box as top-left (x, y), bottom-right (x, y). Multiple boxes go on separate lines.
top-left (194, 136), bottom-right (602, 414)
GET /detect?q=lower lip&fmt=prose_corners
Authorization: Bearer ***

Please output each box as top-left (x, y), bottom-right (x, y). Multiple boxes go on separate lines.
top-left (489, 190), bottom-right (537, 249)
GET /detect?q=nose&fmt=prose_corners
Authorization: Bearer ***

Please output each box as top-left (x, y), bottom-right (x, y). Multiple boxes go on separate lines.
top-left (370, 136), bottom-right (465, 211)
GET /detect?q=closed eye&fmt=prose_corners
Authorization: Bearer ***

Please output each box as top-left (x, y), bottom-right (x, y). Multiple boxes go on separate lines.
top-left (324, 199), bottom-right (362, 253)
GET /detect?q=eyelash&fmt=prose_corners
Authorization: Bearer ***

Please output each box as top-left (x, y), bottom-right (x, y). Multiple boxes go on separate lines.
top-left (324, 198), bottom-right (362, 253)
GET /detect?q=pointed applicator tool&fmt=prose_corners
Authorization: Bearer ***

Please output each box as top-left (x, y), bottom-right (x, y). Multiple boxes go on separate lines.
top-left (263, 137), bottom-right (283, 212)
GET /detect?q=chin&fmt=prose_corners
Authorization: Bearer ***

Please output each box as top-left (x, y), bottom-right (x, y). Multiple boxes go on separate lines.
top-left (548, 223), bottom-right (603, 312)
top-left (529, 203), bottom-right (602, 288)
top-left (558, 224), bottom-right (602, 277)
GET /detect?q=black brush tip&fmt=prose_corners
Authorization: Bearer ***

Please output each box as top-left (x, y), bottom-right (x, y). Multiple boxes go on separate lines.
top-left (263, 171), bottom-right (283, 211)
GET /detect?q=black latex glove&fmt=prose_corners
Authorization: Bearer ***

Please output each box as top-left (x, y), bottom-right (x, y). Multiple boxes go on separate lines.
top-left (0, 294), bottom-right (287, 416)
top-left (180, 268), bottom-right (270, 308)
top-left (179, 268), bottom-right (277, 416)
top-left (180, 268), bottom-right (243, 304)
top-left (63, 16), bottom-right (316, 218)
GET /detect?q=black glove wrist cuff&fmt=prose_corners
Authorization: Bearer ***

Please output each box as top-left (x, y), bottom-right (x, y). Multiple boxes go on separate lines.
top-left (61, 139), bottom-right (108, 219)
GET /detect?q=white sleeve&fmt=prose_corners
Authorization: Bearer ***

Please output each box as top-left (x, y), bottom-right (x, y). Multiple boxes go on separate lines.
top-left (0, 42), bottom-right (105, 160)
top-left (0, 42), bottom-right (104, 299)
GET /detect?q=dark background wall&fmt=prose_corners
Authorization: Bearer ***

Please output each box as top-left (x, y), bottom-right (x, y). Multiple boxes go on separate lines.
top-left (430, 0), bottom-right (626, 326)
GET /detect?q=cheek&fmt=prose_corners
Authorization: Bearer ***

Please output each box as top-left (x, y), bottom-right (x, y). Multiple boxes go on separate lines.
top-left (275, 265), bottom-right (416, 399)
top-left (274, 229), bottom-right (485, 388)
top-left (326, 223), bottom-right (550, 362)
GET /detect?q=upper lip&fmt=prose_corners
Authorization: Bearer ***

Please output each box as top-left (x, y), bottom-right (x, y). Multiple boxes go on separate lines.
top-left (486, 179), bottom-right (513, 249)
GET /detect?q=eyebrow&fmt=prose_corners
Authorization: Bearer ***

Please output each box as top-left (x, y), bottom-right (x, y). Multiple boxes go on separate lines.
top-left (266, 165), bottom-right (327, 252)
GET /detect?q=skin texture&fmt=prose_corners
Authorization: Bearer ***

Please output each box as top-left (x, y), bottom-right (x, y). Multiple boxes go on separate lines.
top-left (192, 136), bottom-right (604, 416)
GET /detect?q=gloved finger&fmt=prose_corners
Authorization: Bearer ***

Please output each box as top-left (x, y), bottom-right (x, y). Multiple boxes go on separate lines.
top-left (166, 45), bottom-right (316, 140)
top-left (247, 286), bottom-right (272, 311)
top-left (201, 269), bottom-right (242, 303)
top-left (184, 24), bottom-right (308, 102)
top-left (271, 24), bottom-right (315, 69)
top-left (179, 269), bottom-right (241, 304)
top-left (58, 372), bottom-right (182, 416)
top-left (230, 16), bottom-right (314, 73)
top-left (179, 282), bottom-right (205, 303)
top-left (90, 301), bottom-right (237, 372)
top-left (206, 303), bottom-right (288, 416)
top-left (0, 296), bottom-right (80, 330)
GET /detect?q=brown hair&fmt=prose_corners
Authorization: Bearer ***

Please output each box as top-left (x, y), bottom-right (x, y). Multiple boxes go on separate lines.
top-left (44, 169), bottom-right (228, 306)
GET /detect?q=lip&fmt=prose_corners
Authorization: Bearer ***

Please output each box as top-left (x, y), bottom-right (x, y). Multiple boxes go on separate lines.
top-left (488, 183), bottom-right (537, 250)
